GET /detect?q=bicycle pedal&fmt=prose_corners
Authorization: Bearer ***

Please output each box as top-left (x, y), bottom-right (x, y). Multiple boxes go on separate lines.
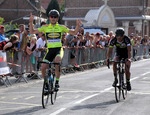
top-left (54, 88), bottom-right (59, 92)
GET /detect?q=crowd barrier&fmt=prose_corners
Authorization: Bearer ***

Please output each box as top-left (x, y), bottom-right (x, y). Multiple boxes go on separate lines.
top-left (0, 44), bottom-right (150, 87)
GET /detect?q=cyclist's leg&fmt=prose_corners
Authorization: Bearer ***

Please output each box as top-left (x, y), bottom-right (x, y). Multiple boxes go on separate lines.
top-left (54, 48), bottom-right (64, 88)
top-left (42, 48), bottom-right (54, 79)
top-left (125, 59), bottom-right (131, 91)
top-left (41, 63), bottom-right (49, 79)
top-left (125, 60), bottom-right (131, 79)
top-left (112, 56), bottom-right (120, 86)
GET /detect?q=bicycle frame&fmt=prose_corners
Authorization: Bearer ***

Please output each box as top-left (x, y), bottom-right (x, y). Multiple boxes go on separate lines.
top-left (40, 61), bottom-right (60, 108)
top-left (107, 59), bottom-right (127, 102)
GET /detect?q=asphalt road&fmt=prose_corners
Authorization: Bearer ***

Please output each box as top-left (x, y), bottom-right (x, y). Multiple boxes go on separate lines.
top-left (0, 59), bottom-right (150, 115)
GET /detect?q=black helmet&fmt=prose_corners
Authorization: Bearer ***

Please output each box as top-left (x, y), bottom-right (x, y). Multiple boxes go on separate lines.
top-left (48, 9), bottom-right (60, 17)
top-left (115, 28), bottom-right (125, 36)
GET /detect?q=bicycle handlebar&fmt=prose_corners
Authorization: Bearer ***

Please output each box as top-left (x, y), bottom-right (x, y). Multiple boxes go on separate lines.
top-left (39, 61), bottom-right (61, 66)
top-left (107, 59), bottom-right (127, 69)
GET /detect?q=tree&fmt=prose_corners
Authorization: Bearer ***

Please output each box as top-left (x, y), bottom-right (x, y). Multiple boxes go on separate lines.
top-left (0, 17), bottom-right (4, 25)
top-left (46, 0), bottom-right (62, 24)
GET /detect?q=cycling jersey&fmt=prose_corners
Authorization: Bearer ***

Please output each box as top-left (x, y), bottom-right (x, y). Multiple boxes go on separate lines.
top-left (109, 35), bottom-right (131, 59)
top-left (38, 23), bottom-right (70, 48)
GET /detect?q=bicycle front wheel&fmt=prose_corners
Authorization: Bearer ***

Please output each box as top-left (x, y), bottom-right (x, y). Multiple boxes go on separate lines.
top-left (50, 75), bottom-right (57, 104)
top-left (115, 73), bottom-right (121, 102)
top-left (42, 78), bottom-right (50, 108)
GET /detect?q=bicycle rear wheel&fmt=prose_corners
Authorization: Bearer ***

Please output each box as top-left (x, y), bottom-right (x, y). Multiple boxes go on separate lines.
top-left (50, 75), bottom-right (57, 104)
top-left (115, 73), bottom-right (121, 102)
top-left (42, 78), bottom-right (50, 108)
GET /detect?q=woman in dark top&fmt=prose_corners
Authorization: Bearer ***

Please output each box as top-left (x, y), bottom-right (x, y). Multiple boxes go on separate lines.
top-left (0, 35), bottom-right (18, 51)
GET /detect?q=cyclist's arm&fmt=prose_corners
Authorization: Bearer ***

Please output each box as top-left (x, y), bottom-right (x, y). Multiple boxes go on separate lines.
top-left (127, 45), bottom-right (131, 60)
top-left (68, 19), bottom-right (81, 35)
top-left (29, 13), bottom-right (39, 34)
top-left (107, 47), bottom-right (113, 60)
top-left (29, 22), bottom-right (39, 34)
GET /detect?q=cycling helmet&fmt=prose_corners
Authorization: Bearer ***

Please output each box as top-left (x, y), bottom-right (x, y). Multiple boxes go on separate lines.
top-left (115, 28), bottom-right (125, 36)
top-left (48, 9), bottom-right (60, 17)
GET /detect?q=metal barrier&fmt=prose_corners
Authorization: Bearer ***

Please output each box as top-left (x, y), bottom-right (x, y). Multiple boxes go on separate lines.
top-left (0, 44), bottom-right (149, 87)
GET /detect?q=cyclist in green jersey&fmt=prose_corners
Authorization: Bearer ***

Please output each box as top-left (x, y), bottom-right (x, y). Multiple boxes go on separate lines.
top-left (29, 9), bottom-right (81, 90)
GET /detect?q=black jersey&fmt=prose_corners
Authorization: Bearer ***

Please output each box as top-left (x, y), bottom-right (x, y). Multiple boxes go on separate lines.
top-left (109, 35), bottom-right (131, 58)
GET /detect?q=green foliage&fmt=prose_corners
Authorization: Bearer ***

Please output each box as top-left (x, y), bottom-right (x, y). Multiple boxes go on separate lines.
top-left (60, 0), bottom-right (65, 12)
top-left (4, 22), bottom-right (19, 38)
top-left (0, 17), bottom-right (4, 25)
top-left (46, 0), bottom-right (62, 24)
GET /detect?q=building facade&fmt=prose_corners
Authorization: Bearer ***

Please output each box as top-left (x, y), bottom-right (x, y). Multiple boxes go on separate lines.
top-left (0, 0), bottom-right (47, 25)
top-left (63, 0), bottom-right (150, 36)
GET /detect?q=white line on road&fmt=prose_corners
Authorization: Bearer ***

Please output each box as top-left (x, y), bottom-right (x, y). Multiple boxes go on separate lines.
top-left (141, 72), bottom-right (150, 76)
top-left (50, 71), bottom-right (150, 115)
top-left (25, 96), bottom-right (35, 100)
top-left (50, 108), bottom-right (66, 115)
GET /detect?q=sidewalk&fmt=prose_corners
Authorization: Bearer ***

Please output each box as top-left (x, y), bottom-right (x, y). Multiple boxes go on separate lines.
top-left (0, 72), bottom-right (42, 88)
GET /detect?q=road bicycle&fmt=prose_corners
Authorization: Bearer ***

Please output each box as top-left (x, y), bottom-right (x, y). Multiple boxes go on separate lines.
top-left (40, 61), bottom-right (60, 108)
top-left (107, 59), bottom-right (127, 102)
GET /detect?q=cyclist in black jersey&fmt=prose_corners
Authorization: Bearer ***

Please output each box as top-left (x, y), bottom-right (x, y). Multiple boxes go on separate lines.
top-left (106, 28), bottom-right (132, 91)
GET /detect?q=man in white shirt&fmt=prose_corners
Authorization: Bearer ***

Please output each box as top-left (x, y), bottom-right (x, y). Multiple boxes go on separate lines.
top-left (36, 33), bottom-right (46, 70)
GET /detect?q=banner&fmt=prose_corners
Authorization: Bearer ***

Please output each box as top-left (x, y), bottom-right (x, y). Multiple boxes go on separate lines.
top-left (0, 51), bottom-right (10, 75)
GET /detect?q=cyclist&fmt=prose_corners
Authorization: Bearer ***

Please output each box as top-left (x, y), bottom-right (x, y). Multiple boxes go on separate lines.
top-left (106, 28), bottom-right (132, 91)
top-left (29, 9), bottom-right (81, 90)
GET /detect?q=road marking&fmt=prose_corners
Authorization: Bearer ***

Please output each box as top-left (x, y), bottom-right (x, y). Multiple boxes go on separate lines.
top-left (0, 101), bottom-right (40, 106)
top-left (57, 96), bottom-right (63, 99)
top-left (141, 72), bottom-right (150, 76)
top-left (50, 108), bottom-right (66, 115)
top-left (74, 93), bottom-right (99, 104)
top-left (0, 97), bottom-right (6, 99)
top-left (50, 71), bottom-right (150, 115)
top-left (25, 96), bottom-right (35, 100)
top-left (12, 98), bottom-right (18, 100)
top-left (0, 106), bottom-right (34, 110)
top-left (128, 91), bottom-right (150, 95)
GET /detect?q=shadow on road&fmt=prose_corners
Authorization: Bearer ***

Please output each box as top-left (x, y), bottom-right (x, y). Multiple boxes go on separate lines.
top-left (2, 106), bottom-right (43, 115)
top-left (71, 100), bottom-right (116, 110)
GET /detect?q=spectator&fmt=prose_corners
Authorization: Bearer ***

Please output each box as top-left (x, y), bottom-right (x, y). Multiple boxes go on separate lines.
top-left (108, 31), bottom-right (114, 42)
top-left (94, 32), bottom-right (103, 49)
top-left (36, 33), bottom-right (46, 70)
top-left (26, 34), bottom-right (37, 73)
top-left (66, 33), bottom-right (74, 47)
top-left (16, 27), bottom-right (30, 75)
top-left (79, 27), bottom-right (84, 36)
top-left (0, 35), bottom-right (18, 51)
top-left (129, 33), bottom-right (135, 46)
top-left (67, 34), bottom-right (79, 67)
top-left (89, 35), bottom-right (95, 48)
top-left (40, 21), bottom-right (46, 27)
top-left (62, 33), bottom-right (66, 47)
top-left (19, 24), bottom-right (25, 33)
top-left (71, 35), bottom-right (78, 47)
top-left (77, 34), bottom-right (86, 48)
top-left (0, 25), bottom-right (5, 42)
top-left (85, 32), bottom-right (90, 47)
top-left (141, 35), bottom-right (148, 56)
top-left (141, 35), bottom-right (148, 46)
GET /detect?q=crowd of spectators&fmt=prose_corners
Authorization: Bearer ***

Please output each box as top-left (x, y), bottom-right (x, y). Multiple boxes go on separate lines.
top-left (0, 23), bottom-right (150, 74)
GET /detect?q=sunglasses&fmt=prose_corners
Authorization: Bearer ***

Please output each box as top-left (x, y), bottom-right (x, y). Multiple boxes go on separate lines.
top-left (50, 16), bottom-right (58, 18)
top-left (116, 35), bottom-right (123, 37)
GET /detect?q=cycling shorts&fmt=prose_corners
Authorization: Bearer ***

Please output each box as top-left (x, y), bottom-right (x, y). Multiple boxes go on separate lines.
top-left (43, 47), bottom-right (64, 62)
